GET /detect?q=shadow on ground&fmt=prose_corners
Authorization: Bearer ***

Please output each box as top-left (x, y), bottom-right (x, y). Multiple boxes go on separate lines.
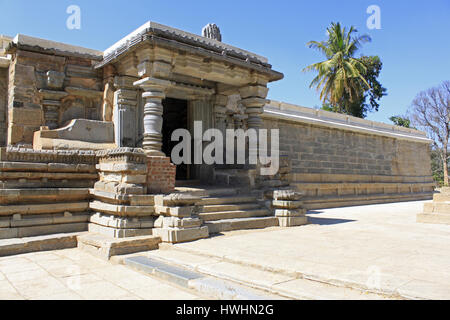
top-left (307, 217), bottom-right (357, 225)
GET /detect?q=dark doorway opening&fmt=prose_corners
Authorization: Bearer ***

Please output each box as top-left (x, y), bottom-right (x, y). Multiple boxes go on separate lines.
top-left (162, 98), bottom-right (189, 181)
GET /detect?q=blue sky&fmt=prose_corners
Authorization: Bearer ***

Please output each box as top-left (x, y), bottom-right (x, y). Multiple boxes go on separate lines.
top-left (1, 0), bottom-right (449, 124)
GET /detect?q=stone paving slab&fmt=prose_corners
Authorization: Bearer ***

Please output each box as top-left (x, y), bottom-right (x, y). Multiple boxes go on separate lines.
top-left (0, 248), bottom-right (205, 300)
top-left (167, 200), bottom-right (450, 299)
top-left (122, 254), bottom-right (286, 300)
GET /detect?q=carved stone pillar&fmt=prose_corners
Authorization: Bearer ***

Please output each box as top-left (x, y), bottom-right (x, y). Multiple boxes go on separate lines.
top-left (42, 100), bottom-right (60, 129)
top-left (133, 77), bottom-right (170, 156)
top-left (39, 90), bottom-right (68, 129)
top-left (239, 85), bottom-right (269, 130)
top-left (113, 76), bottom-right (138, 147)
top-left (239, 85), bottom-right (269, 162)
top-left (214, 94), bottom-right (228, 134)
top-left (39, 71), bottom-right (67, 129)
top-left (226, 109), bottom-right (235, 130)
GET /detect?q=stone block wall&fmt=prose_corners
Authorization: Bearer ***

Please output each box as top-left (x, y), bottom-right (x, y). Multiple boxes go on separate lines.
top-left (0, 67), bottom-right (7, 146)
top-left (0, 147), bottom-right (97, 239)
top-left (6, 39), bottom-right (103, 146)
top-left (263, 101), bottom-right (434, 209)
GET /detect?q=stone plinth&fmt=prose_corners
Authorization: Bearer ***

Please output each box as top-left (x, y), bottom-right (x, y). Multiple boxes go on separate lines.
top-left (153, 193), bottom-right (209, 243)
top-left (417, 187), bottom-right (450, 225)
top-left (271, 189), bottom-right (308, 227)
top-left (0, 147), bottom-right (96, 239)
top-left (90, 148), bottom-right (156, 238)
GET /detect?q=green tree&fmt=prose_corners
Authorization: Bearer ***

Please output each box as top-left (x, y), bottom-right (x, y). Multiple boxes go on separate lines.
top-left (389, 115), bottom-right (411, 128)
top-left (344, 56), bottom-right (387, 118)
top-left (304, 22), bottom-right (386, 118)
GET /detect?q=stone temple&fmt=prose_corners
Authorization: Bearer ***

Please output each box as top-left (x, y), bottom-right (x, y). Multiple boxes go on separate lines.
top-left (0, 22), bottom-right (434, 258)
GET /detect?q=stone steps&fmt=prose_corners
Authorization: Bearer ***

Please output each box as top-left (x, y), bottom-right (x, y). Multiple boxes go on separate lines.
top-left (122, 255), bottom-right (279, 299)
top-left (194, 187), bottom-right (276, 233)
top-left (417, 213), bottom-right (450, 225)
top-left (0, 202), bottom-right (89, 216)
top-left (139, 247), bottom-right (388, 300)
top-left (200, 203), bottom-right (261, 213)
top-left (213, 169), bottom-right (252, 186)
top-left (432, 193), bottom-right (450, 202)
top-left (205, 216), bottom-right (279, 234)
top-left (175, 186), bottom-right (238, 198)
top-left (77, 233), bottom-right (161, 260)
top-left (0, 188), bottom-right (89, 205)
top-left (197, 195), bottom-right (257, 206)
top-left (0, 232), bottom-right (83, 257)
top-left (423, 202), bottom-right (450, 214)
top-left (199, 208), bottom-right (271, 222)
top-left (303, 192), bottom-right (433, 210)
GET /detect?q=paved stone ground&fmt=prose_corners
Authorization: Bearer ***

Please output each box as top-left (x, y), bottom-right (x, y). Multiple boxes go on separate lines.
top-left (2, 200), bottom-right (449, 300)
top-left (169, 200), bottom-right (450, 299)
top-left (0, 248), bottom-right (206, 300)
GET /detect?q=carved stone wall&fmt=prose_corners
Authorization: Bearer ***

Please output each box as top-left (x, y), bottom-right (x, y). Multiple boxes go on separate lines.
top-left (7, 47), bottom-right (103, 146)
top-left (0, 67), bottom-right (7, 146)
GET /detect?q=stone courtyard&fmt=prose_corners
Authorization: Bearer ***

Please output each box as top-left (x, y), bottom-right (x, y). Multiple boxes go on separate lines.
top-left (1, 200), bottom-right (449, 300)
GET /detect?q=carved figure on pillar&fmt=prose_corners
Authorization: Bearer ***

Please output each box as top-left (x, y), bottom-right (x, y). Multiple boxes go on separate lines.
top-left (102, 65), bottom-right (116, 122)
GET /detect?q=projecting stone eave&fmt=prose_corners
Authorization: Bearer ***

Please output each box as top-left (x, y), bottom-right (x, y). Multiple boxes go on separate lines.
top-left (6, 34), bottom-right (103, 60)
top-left (95, 21), bottom-right (284, 83)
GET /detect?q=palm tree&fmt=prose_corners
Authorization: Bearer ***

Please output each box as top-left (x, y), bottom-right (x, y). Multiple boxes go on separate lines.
top-left (303, 22), bottom-right (371, 113)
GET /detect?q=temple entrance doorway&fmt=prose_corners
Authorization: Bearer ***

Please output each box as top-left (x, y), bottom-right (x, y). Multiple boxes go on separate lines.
top-left (162, 98), bottom-right (190, 181)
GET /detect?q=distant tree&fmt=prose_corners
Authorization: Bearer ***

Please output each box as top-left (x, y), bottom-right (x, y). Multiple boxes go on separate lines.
top-left (389, 115), bottom-right (411, 128)
top-left (303, 22), bottom-right (386, 118)
top-left (431, 147), bottom-right (445, 186)
top-left (321, 102), bottom-right (336, 112)
top-left (409, 81), bottom-right (450, 186)
top-left (345, 56), bottom-right (387, 118)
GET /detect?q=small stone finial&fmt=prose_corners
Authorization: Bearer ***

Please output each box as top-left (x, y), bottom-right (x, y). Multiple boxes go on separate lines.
top-left (202, 23), bottom-right (222, 41)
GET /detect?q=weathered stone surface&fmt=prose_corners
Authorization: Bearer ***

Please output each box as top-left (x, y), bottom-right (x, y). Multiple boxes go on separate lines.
top-left (272, 200), bottom-right (303, 209)
top-left (155, 205), bottom-right (195, 218)
top-left (89, 200), bottom-right (154, 217)
top-left (153, 226), bottom-right (209, 244)
top-left (0, 222), bottom-right (87, 239)
top-left (274, 209), bottom-right (306, 217)
top-left (0, 202), bottom-right (89, 216)
top-left (90, 212), bottom-right (154, 229)
top-left (273, 190), bottom-right (303, 201)
top-left (0, 147), bottom-right (96, 164)
top-left (0, 233), bottom-right (80, 257)
top-left (205, 217), bottom-right (279, 234)
top-left (155, 194), bottom-right (200, 207)
top-left (154, 216), bottom-right (202, 229)
top-left (77, 233), bottom-right (161, 260)
top-left (88, 223), bottom-right (153, 238)
top-left (33, 119), bottom-right (116, 150)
